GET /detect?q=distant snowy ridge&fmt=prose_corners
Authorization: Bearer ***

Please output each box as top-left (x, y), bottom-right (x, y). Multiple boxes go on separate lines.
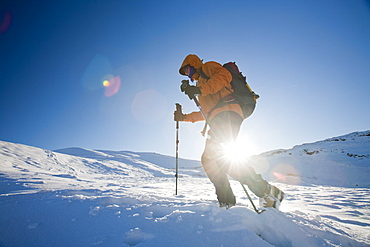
top-left (261, 130), bottom-right (370, 160)
top-left (249, 130), bottom-right (370, 188)
top-left (0, 141), bottom-right (203, 196)
top-left (55, 147), bottom-right (202, 169)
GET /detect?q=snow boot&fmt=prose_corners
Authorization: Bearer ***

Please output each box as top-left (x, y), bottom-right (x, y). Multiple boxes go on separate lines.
top-left (259, 185), bottom-right (285, 209)
top-left (219, 202), bottom-right (235, 209)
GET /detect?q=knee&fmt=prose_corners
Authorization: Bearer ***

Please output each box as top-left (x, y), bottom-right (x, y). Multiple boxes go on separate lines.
top-left (201, 154), bottom-right (216, 180)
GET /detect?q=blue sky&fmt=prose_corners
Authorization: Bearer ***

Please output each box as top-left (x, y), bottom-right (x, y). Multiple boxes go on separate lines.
top-left (1, 0), bottom-right (369, 160)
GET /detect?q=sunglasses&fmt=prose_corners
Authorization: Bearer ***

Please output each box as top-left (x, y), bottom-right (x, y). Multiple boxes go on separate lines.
top-left (183, 65), bottom-right (190, 76)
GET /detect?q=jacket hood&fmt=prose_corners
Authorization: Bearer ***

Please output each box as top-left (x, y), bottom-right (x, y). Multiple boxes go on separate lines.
top-left (179, 54), bottom-right (203, 75)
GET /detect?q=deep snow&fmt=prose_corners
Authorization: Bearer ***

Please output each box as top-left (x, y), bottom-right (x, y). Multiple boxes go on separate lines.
top-left (0, 130), bottom-right (369, 246)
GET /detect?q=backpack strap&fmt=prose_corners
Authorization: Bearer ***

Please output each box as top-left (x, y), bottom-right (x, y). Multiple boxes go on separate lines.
top-left (199, 67), bottom-right (239, 118)
top-left (207, 94), bottom-right (236, 115)
top-left (199, 68), bottom-right (210, 80)
top-left (200, 94), bottom-right (240, 136)
top-left (198, 67), bottom-right (240, 136)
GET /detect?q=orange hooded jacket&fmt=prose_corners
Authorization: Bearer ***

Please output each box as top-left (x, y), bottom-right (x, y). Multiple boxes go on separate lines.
top-left (179, 54), bottom-right (243, 122)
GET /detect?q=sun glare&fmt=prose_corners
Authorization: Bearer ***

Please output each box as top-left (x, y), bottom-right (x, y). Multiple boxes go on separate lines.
top-left (220, 139), bottom-right (252, 163)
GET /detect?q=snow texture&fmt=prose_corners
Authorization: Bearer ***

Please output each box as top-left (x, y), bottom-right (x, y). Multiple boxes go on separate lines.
top-left (0, 130), bottom-right (369, 246)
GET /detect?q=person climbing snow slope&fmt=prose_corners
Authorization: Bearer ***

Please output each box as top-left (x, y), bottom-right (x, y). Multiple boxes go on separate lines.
top-left (175, 54), bottom-right (284, 209)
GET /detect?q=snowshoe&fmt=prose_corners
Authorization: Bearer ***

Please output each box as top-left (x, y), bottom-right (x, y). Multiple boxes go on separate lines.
top-left (259, 185), bottom-right (285, 210)
top-left (219, 202), bottom-right (235, 210)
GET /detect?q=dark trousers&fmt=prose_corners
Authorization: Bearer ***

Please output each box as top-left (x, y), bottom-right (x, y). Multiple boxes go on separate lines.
top-left (201, 111), bottom-right (269, 205)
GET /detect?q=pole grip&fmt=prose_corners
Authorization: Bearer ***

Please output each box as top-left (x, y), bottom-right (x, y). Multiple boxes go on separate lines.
top-left (175, 103), bottom-right (182, 129)
top-left (175, 103), bottom-right (182, 113)
top-left (175, 103), bottom-right (181, 195)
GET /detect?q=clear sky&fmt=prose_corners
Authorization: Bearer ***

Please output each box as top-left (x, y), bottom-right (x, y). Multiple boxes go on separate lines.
top-left (1, 0), bottom-right (369, 160)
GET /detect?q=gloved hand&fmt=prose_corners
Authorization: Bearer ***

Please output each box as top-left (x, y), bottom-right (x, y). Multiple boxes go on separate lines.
top-left (174, 110), bottom-right (185, 121)
top-left (181, 84), bottom-right (201, 100)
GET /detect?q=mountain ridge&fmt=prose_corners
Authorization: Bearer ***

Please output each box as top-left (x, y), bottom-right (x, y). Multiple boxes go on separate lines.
top-left (248, 130), bottom-right (369, 188)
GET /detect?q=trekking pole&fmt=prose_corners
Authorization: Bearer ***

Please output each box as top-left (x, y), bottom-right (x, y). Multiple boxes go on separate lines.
top-left (175, 103), bottom-right (182, 195)
top-left (181, 80), bottom-right (263, 213)
top-left (181, 80), bottom-right (216, 137)
top-left (240, 182), bottom-right (265, 214)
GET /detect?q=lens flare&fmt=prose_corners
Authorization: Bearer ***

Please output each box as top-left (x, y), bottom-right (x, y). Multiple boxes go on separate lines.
top-left (103, 76), bottom-right (121, 97)
top-left (272, 164), bottom-right (301, 185)
top-left (102, 80), bottom-right (110, 87)
top-left (131, 89), bottom-right (167, 124)
top-left (273, 172), bottom-right (287, 181)
top-left (0, 11), bottom-right (12, 34)
top-left (81, 55), bottom-right (112, 91)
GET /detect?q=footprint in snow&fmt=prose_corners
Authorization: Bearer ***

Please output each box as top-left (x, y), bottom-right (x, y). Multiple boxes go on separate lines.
top-left (123, 228), bottom-right (155, 246)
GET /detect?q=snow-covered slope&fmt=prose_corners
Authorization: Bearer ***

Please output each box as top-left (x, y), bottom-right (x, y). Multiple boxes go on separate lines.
top-left (0, 131), bottom-right (369, 246)
top-left (55, 147), bottom-right (202, 169)
top-left (249, 130), bottom-right (370, 188)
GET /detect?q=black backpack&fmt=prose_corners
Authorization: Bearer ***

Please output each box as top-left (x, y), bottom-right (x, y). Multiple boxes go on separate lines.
top-left (199, 62), bottom-right (259, 119)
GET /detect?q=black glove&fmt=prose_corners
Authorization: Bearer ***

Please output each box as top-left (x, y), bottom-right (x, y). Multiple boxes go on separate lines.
top-left (181, 85), bottom-right (201, 100)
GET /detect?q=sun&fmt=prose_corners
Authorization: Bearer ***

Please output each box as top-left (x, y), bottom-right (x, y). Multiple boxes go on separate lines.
top-left (220, 138), bottom-right (253, 163)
